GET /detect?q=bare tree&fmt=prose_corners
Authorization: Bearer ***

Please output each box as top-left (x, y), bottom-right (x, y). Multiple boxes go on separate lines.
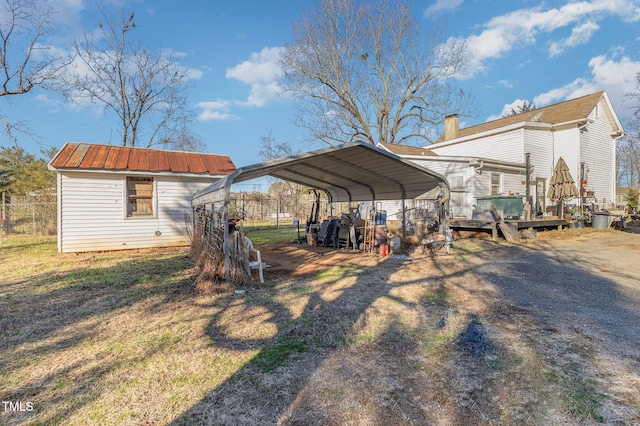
top-left (617, 121), bottom-right (640, 188)
top-left (259, 131), bottom-right (306, 195)
top-left (504, 100), bottom-right (536, 117)
top-left (0, 0), bottom-right (67, 144)
top-left (622, 73), bottom-right (640, 192)
top-left (258, 131), bottom-right (300, 160)
top-left (280, 0), bottom-right (473, 146)
top-left (65, 10), bottom-right (199, 149)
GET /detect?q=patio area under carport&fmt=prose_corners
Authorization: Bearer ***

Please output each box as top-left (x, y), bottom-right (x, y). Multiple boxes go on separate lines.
top-left (191, 141), bottom-right (450, 284)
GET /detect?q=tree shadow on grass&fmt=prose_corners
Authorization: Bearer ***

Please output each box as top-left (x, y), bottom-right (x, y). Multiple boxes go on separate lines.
top-left (170, 249), bottom-right (422, 425)
top-left (173, 235), bottom-right (640, 425)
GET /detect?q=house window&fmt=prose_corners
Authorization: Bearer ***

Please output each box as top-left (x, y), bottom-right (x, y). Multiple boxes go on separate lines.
top-left (127, 177), bottom-right (154, 217)
top-left (491, 173), bottom-right (502, 195)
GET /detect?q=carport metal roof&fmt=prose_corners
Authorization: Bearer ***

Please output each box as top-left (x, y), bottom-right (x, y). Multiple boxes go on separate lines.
top-left (192, 141), bottom-right (449, 206)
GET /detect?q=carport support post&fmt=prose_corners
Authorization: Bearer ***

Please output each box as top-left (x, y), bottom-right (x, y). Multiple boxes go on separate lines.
top-left (525, 153), bottom-right (532, 220)
top-left (223, 204), bottom-right (231, 284)
top-left (402, 197), bottom-right (406, 238)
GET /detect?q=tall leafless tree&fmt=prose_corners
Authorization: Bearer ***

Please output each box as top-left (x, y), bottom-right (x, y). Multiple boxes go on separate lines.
top-left (258, 131), bottom-right (306, 196)
top-left (504, 100), bottom-right (536, 117)
top-left (622, 72), bottom-right (640, 192)
top-left (64, 9), bottom-right (200, 149)
top-left (617, 121), bottom-right (640, 188)
top-left (0, 0), bottom-right (67, 144)
top-left (280, 0), bottom-right (473, 146)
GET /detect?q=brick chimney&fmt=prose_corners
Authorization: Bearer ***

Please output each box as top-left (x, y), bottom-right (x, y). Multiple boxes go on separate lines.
top-left (444, 114), bottom-right (459, 140)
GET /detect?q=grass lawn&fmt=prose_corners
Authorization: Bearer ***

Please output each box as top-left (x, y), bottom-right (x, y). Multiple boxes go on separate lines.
top-left (0, 229), bottom-right (637, 424)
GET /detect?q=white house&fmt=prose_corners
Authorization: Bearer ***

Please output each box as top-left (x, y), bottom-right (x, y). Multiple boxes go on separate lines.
top-left (427, 91), bottom-right (625, 213)
top-left (49, 142), bottom-right (236, 253)
top-left (378, 143), bottom-right (528, 219)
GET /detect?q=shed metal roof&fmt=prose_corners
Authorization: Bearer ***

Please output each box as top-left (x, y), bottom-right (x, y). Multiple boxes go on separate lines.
top-left (193, 141), bottom-right (448, 205)
top-left (48, 142), bottom-right (236, 176)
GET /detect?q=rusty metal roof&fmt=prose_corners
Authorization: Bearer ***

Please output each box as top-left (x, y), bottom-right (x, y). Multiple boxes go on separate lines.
top-left (49, 142), bottom-right (236, 176)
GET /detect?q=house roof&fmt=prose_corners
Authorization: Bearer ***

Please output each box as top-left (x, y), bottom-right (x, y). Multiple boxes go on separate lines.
top-left (49, 142), bottom-right (236, 176)
top-left (377, 142), bottom-right (437, 156)
top-left (435, 91), bottom-right (622, 142)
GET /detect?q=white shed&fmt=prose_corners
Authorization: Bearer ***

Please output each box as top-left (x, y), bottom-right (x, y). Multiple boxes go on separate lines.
top-left (49, 142), bottom-right (236, 253)
top-left (427, 91), bottom-right (625, 212)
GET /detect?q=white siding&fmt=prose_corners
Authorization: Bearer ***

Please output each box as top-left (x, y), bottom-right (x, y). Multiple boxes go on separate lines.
top-left (58, 171), bottom-right (218, 253)
top-left (412, 159), bottom-right (472, 217)
top-left (553, 127), bottom-right (580, 177)
top-left (581, 100), bottom-right (616, 206)
top-left (431, 129), bottom-right (525, 163)
top-left (523, 128), bottom-right (555, 182)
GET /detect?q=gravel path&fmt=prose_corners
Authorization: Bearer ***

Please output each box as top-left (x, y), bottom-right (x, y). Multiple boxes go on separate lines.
top-left (475, 230), bottom-right (640, 360)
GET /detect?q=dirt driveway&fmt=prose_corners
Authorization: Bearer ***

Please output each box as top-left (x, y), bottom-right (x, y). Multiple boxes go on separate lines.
top-left (474, 230), bottom-right (640, 360)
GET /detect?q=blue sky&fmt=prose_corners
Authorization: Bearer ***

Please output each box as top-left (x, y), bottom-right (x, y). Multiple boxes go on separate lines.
top-left (3, 0), bottom-right (640, 190)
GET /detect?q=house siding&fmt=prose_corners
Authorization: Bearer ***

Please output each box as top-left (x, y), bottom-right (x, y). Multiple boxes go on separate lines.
top-left (430, 129), bottom-right (525, 163)
top-left (523, 128), bottom-right (554, 181)
top-left (581, 101), bottom-right (616, 205)
top-left (410, 158), bottom-right (473, 217)
top-left (376, 155), bottom-right (526, 219)
top-left (425, 92), bottom-right (621, 211)
top-left (58, 171), bottom-right (216, 253)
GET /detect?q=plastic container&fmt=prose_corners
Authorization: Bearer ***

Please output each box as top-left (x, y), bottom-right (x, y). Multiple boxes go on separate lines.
top-left (389, 237), bottom-right (401, 252)
top-left (380, 244), bottom-right (388, 256)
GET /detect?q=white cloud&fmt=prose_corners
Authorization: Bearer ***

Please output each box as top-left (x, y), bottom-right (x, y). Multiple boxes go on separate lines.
top-left (424, 0), bottom-right (464, 17)
top-left (196, 100), bottom-right (239, 121)
top-left (225, 46), bottom-right (285, 107)
top-left (460, 0), bottom-right (640, 78)
top-left (35, 94), bottom-right (61, 113)
top-left (186, 68), bottom-right (204, 80)
top-left (197, 47), bottom-right (287, 121)
top-left (50, 0), bottom-right (86, 26)
top-left (549, 20), bottom-right (599, 58)
top-left (532, 49), bottom-right (640, 117)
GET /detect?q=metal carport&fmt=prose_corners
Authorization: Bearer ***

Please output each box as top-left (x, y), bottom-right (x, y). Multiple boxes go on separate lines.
top-left (191, 141), bottom-right (449, 283)
top-left (192, 141), bottom-right (448, 205)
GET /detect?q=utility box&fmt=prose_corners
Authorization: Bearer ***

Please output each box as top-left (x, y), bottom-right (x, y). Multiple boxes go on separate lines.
top-left (476, 196), bottom-right (525, 220)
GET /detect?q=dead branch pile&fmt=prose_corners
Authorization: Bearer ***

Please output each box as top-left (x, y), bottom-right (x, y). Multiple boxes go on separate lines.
top-left (188, 208), bottom-right (253, 293)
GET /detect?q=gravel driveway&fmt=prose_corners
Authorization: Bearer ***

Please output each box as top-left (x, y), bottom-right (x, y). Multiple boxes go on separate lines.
top-left (474, 229), bottom-right (640, 360)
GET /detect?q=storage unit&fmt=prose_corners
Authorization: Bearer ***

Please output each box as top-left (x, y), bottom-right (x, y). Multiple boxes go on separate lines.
top-left (476, 195), bottom-right (525, 219)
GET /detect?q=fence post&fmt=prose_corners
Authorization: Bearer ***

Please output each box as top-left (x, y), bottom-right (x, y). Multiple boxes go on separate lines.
top-left (276, 198), bottom-right (280, 229)
top-left (32, 205), bottom-right (37, 235)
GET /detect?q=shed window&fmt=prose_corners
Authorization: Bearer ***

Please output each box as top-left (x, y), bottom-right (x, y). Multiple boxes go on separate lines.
top-left (127, 177), bottom-right (154, 217)
top-left (491, 173), bottom-right (502, 195)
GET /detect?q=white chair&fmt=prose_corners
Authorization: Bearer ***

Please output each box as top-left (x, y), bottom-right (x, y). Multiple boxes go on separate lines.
top-left (244, 236), bottom-right (264, 284)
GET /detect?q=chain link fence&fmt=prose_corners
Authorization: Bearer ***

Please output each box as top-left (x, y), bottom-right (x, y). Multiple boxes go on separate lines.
top-left (0, 196), bottom-right (344, 238)
top-left (0, 195), bottom-right (367, 239)
top-left (1, 202), bottom-right (57, 236)
top-left (228, 195), bottom-right (353, 228)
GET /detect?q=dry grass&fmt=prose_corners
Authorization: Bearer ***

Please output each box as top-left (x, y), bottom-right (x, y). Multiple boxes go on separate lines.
top-left (1, 229), bottom-right (639, 425)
